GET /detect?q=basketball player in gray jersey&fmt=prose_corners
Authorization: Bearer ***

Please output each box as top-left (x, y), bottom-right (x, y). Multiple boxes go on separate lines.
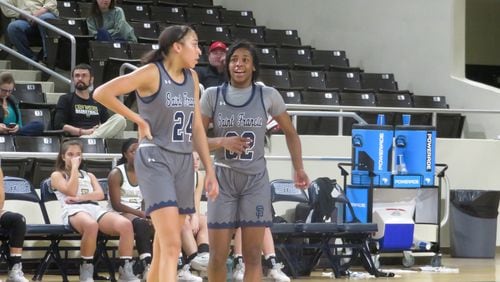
top-left (200, 40), bottom-right (310, 282)
top-left (94, 25), bottom-right (218, 282)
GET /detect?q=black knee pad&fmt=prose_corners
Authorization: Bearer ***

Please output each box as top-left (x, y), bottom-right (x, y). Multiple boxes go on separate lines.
top-left (0, 212), bottom-right (26, 248)
top-left (132, 218), bottom-right (154, 255)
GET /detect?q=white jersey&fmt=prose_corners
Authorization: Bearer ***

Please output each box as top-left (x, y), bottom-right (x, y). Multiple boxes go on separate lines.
top-left (54, 170), bottom-right (96, 209)
top-left (108, 164), bottom-right (142, 211)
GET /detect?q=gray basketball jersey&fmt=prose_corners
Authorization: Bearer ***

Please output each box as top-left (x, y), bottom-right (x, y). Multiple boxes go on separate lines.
top-left (136, 62), bottom-right (195, 153)
top-left (213, 83), bottom-right (267, 174)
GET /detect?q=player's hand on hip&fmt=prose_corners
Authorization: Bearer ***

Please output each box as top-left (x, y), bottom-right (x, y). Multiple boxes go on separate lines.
top-left (137, 119), bottom-right (153, 141)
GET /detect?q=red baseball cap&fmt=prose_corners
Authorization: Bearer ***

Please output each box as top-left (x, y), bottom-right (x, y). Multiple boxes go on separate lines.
top-left (209, 41), bottom-right (227, 52)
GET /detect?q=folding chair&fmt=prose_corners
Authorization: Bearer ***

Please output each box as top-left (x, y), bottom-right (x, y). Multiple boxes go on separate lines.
top-left (2, 176), bottom-right (74, 282)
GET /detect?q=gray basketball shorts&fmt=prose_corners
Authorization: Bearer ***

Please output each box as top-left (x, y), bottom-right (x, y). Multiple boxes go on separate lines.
top-left (135, 144), bottom-right (195, 216)
top-left (207, 165), bottom-right (273, 229)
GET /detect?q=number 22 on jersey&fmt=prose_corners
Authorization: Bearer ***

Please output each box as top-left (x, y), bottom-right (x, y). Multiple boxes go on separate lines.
top-left (225, 131), bottom-right (255, 160)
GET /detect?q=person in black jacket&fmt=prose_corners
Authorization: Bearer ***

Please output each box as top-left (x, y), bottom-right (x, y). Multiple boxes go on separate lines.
top-left (195, 41), bottom-right (227, 88)
top-left (53, 64), bottom-right (126, 138)
top-left (0, 72), bottom-right (43, 136)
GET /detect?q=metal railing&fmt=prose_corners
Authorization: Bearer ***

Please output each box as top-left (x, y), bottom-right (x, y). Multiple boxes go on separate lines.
top-left (0, 1), bottom-right (74, 89)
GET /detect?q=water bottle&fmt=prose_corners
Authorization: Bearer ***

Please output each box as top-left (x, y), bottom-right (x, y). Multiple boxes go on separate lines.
top-left (396, 154), bottom-right (408, 174)
top-left (377, 114), bottom-right (386, 125)
top-left (402, 114), bottom-right (411, 126)
top-left (413, 239), bottom-right (432, 251)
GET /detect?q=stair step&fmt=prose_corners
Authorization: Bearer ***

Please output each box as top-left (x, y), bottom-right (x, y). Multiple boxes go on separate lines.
top-left (45, 92), bottom-right (65, 104)
top-left (0, 60), bottom-right (11, 69)
top-left (1, 69), bottom-right (41, 81)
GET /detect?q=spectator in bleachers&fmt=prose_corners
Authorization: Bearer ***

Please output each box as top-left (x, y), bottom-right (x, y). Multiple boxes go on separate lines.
top-left (0, 72), bottom-right (44, 136)
top-left (0, 0), bottom-right (58, 63)
top-left (195, 41), bottom-right (227, 88)
top-left (50, 139), bottom-right (140, 282)
top-left (53, 64), bottom-right (126, 138)
top-left (107, 138), bottom-right (204, 282)
top-left (200, 40), bottom-right (309, 281)
top-left (0, 167), bottom-right (29, 282)
top-left (86, 0), bottom-right (137, 42)
top-left (232, 228), bottom-right (290, 282)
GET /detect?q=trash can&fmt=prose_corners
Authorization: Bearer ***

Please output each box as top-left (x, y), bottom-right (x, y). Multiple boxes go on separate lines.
top-left (450, 190), bottom-right (500, 258)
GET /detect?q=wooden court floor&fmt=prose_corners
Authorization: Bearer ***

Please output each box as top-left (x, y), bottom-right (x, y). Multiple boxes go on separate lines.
top-left (1, 254), bottom-right (498, 281)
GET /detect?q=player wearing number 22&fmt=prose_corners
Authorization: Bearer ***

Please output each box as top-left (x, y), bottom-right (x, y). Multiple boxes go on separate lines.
top-left (93, 25), bottom-right (218, 282)
top-left (200, 40), bottom-right (310, 282)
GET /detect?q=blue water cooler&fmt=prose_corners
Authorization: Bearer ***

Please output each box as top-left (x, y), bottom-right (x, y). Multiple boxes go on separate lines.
top-left (351, 124), bottom-right (394, 187)
top-left (394, 125), bottom-right (436, 187)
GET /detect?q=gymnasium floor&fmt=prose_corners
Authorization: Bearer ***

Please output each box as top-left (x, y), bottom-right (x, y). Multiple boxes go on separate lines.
top-left (1, 254), bottom-right (498, 282)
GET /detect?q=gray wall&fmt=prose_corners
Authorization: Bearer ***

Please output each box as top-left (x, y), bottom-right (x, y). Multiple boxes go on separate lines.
top-left (215, 0), bottom-right (500, 138)
top-left (466, 0), bottom-right (500, 65)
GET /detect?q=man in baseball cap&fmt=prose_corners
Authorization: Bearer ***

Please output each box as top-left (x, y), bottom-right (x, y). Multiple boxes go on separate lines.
top-left (195, 41), bottom-right (227, 88)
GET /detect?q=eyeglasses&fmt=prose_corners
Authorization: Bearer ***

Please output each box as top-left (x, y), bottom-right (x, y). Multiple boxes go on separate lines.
top-left (0, 88), bottom-right (14, 94)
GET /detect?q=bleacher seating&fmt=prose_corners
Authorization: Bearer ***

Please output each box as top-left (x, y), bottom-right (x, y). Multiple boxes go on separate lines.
top-left (278, 89), bottom-right (302, 104)
top-left (258, 69), bottom-right (291, 89)
top-left (57, 1), bottom-right (81, 19)
top-left (360, 73), bottom-right (398, 91)
top-left (185, 7), bottom-right (221, 24)
top-left (12, 82), bottom-right (46, 104)
top-left (311, 50), bottom-right (350, 68)
top-left (121, 4), bottom-right (151, 22)
top-left (89, 41), bottom-right (130, 86)
top-left (289, 70), bottom-right (327, 90)
top-left (325, 71), bottom-right (362, 90)
top-left (20, 108), bottom-right (53, 130)
top-left (15, 136), bottom-right (60, 153)
top-left (194, 24), bottom-right (231, 44)
top-left (129, 21), bottom-right (159, 42)
top-left (276, 46), bottom-right (316, 69)
top-left (150, 6), bottom-right (186, 23)
top-left (264, 28), bottom-right (301, 46)
top-left (229, 26), bottom-right (266, 44)
top-left (129, 42), bottom-right (159, 59)
top-left (45, 18), bottom-right (92, 70)
top-left (219, 10), bottom-right (256, 26)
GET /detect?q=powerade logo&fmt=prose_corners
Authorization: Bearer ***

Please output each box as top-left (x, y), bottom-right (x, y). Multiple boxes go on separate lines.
top-left (378, 133), bottom-right (384, 171)
top-left (351, 202), bottom-right (367, 208)
top-left (394, 179), bottom-right (420, 185)
top-left (426, 132), bottom-right (433, 171)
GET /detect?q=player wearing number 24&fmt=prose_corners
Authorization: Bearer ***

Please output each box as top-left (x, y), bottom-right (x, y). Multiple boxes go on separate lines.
top-left (199, 40), bottom-right (310, 282)
top-left (93, 25), bottom-right (218, 282)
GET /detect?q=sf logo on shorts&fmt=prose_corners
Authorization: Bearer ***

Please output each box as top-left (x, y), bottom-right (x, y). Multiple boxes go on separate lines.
top-left (255, 205), bottom-right (264, 219)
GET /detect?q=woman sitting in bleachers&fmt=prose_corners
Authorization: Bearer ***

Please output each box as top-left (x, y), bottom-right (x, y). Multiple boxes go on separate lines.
top-left (0, 72), bottom-right (44, 136)
top-left (86, 0), bottom-right (137, 42)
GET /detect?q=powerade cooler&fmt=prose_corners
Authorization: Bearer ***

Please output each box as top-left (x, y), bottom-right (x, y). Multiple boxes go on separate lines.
top-left (351, 124), bottom-right (393, 187)
top-left (394, 125), bottom-right (436, 187)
